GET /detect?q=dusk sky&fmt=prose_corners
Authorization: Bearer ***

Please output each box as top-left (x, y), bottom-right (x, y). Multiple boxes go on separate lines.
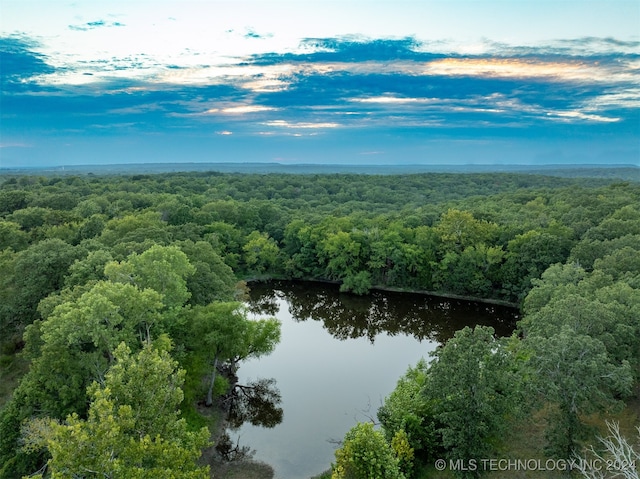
top-left (1, 0), bottom-right (639, 168)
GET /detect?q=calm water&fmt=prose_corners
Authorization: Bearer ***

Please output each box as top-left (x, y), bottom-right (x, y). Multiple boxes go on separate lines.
top-left (231, 281), bottom-right (519, 479)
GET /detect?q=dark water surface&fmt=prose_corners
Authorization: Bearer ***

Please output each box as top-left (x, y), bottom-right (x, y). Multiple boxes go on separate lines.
top-left (232, 281), bottom-right (519, 478)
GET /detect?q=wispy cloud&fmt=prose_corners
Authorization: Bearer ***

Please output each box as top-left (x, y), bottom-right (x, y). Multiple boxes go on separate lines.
top-left (208, 105), bottom-right (277, 114)
top-left (263, 120), bottom-right (340, 129)
top-left (68, 20), bottom-right (125, 32)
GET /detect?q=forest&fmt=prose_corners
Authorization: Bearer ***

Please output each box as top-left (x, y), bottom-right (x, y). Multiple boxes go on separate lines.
top-left (0, 169), bottom-right (638, 478)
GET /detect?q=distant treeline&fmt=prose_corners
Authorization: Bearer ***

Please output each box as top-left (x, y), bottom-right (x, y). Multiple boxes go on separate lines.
top-left (1, 163), bottom-right (639, 181)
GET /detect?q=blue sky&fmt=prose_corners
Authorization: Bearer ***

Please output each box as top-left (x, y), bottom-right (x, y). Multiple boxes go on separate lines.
top-left (1, 0), bottom-right (639, 167)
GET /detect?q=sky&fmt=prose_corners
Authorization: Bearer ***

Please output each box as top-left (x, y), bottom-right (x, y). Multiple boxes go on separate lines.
top-left (1, 0), bottom-right (639, 168)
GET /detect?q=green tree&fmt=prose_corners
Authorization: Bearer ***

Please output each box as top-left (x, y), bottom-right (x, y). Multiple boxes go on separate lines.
top-left (99, 211), bottom-right (171, 247)
top-left (432, 244), bottom-right (503, 297)
top-left (243, 230), bottom-right (279, 274)
top-left (8, 206), bottom-right (50, 230)
top-left (525, 328), bottom-right (633, 459)
top-left (1, 238), bottom-right (83, 330)
top-left (320, 230), bottom-right (362, 279)
top-left (0, 220), bottom-right (29, 251)
top-left (521, 291), bottom-right (638, 365)
top-left (332, 422), bottom-right (405, 479)
top-left (594, 246), bottom-right (640, 286)
top-left (426, 326), bottom-right (519, 475)
top-left (434, 209), bottom-right (498, 253)
top-left (187, 302), bottom-right (280, 406)
top-left (105, 244), bottom-right (195, 310)
top-left (24, 343), bottom-right (210, 479)
top-left (0, 189), bottom-right (29, 215)
top-left (378, 359), bottom-right (440, 460)
top-left (340, 270), bottom-right (372, 295)
top-left (522, 262), bottom-right (587, 316)
top-left (20, 281), bottom-right (165, 419)
top-left (500, 228), bottom-right (573, 301)
top-left (176, 240), bottom-right (237, 305)
top-left (64, 249), bottom-right (114, 288)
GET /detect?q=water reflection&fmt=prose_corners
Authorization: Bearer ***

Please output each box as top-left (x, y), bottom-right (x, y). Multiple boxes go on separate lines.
top-left (247, 280), bottom-right (518, 343)
top-left (227, 378), bottom-right (283, 429)
top-left (216, 377), bottom-right (283, 462)
top-left (229, 280), bottom-right (519, 479)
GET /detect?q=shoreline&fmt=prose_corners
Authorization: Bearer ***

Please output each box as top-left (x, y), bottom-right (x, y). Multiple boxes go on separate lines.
top-left (244, 276), bottom-right (521, 310)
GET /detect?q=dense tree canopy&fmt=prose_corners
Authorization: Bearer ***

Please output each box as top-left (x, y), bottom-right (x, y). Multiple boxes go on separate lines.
top-left (0, 169), bottom-right (638, 477)
top-left (24, 343), bottom-right (210, 479)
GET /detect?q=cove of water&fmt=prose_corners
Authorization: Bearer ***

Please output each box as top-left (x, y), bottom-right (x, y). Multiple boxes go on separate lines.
top-left (232, 281), bottom-right (519, 479)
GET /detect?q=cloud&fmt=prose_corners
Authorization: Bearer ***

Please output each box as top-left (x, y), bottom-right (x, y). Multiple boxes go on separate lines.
top-left (263, 120), bottom-right (340, 129)
top-left (68, 20), bottom-right (126, 31)
top-left (250, 36), bottom-right (435, 65)
top-left (210, 105), bottom-right (277, 114)
top-left (1, 33), bottom-right (637, 166)
top-left (244, 29), bottom-right (272, 40)
top-left (0, 142), bottom-right (31, 148)
top-left (0, 36), bottom-right (55, 88)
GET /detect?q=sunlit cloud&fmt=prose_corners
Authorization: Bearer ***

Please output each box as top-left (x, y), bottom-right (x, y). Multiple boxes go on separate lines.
top-left (264, 120), bottom-right (340, 129)
top-left (547, 111), bottom-right (620, 123)
top-left (209, 105), bottom-right (277, 114)
top-left (353, 96), bottom-right (434, 104)
top-left (583, 89), bottom-right (640, 110)
top-left (424, 58), bottom-right (636, 83)
top-left (242, 78), bottom-right (290, 92)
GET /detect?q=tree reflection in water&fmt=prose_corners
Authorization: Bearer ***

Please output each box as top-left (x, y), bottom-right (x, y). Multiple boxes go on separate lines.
top-left (246, 280), bottom-right (519, 344)
top-left (217, 374), bottom-right (283, 461)
top-left (227, 378), bottom-right (283, 429)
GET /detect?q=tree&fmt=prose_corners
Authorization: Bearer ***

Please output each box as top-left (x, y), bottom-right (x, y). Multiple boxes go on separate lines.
top-left (189, 302), bottom-right (249, 407)
top-left (175, 240), bottom-right (237, 305)
top-left (525, 328), bottom-right (633, 459)
top-left (576, 421), bottom-right (640, 479)
top-left (521, 271), bottom-right (640, 366)
top-left (99, 211), bottom-right (170, 247)
top-left (378, 359), bottom-right (441, 461)
top-left (64, 248), bottom-right (113, 288)
top-left (501, 229), bottom-right (573, 301)
top-left (8, 206), bottom-right (49, 230)
top-left (320, 230), bottom-right (363, 280)
top-left (2, 238), bottom-right (83, 329)
top-left (188, 302), bottom-right (280, 406)
top-left (0, 189), bottom-right (29, 215)
top-left (426, 326), bottom-right (519, 475)
top-left (332, 422), bottom-right (405, 479)
top-left (0, 220), bottom-right (29, 251)
top-left (230, 314), bottom-right (281, 371)
top-left (434, 209), bottom-right (498, 253)
top-left (243, 230), bottom-right (279, 274)
top-left (24, 342), bottom-right (210, 479)
top-left (340, 270), bottom-right (372, 295)
top-left (432, 244), bottom-right (504, 297)
top-left (19, 281), bottom-right (165, 419)
top-left (594, 246), bottom-right (640, 286)
top-left (105, 244), bottom-right (195, 310)
top-left (521, 262), bottom-right (587, 316)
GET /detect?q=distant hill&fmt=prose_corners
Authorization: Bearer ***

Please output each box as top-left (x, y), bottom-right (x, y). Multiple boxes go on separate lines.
top-left (1, 162), bottom-right (638, 181)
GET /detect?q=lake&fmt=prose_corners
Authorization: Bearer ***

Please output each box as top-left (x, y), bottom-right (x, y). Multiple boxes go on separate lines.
top-left (230, 280), bottom-right (519, 479)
